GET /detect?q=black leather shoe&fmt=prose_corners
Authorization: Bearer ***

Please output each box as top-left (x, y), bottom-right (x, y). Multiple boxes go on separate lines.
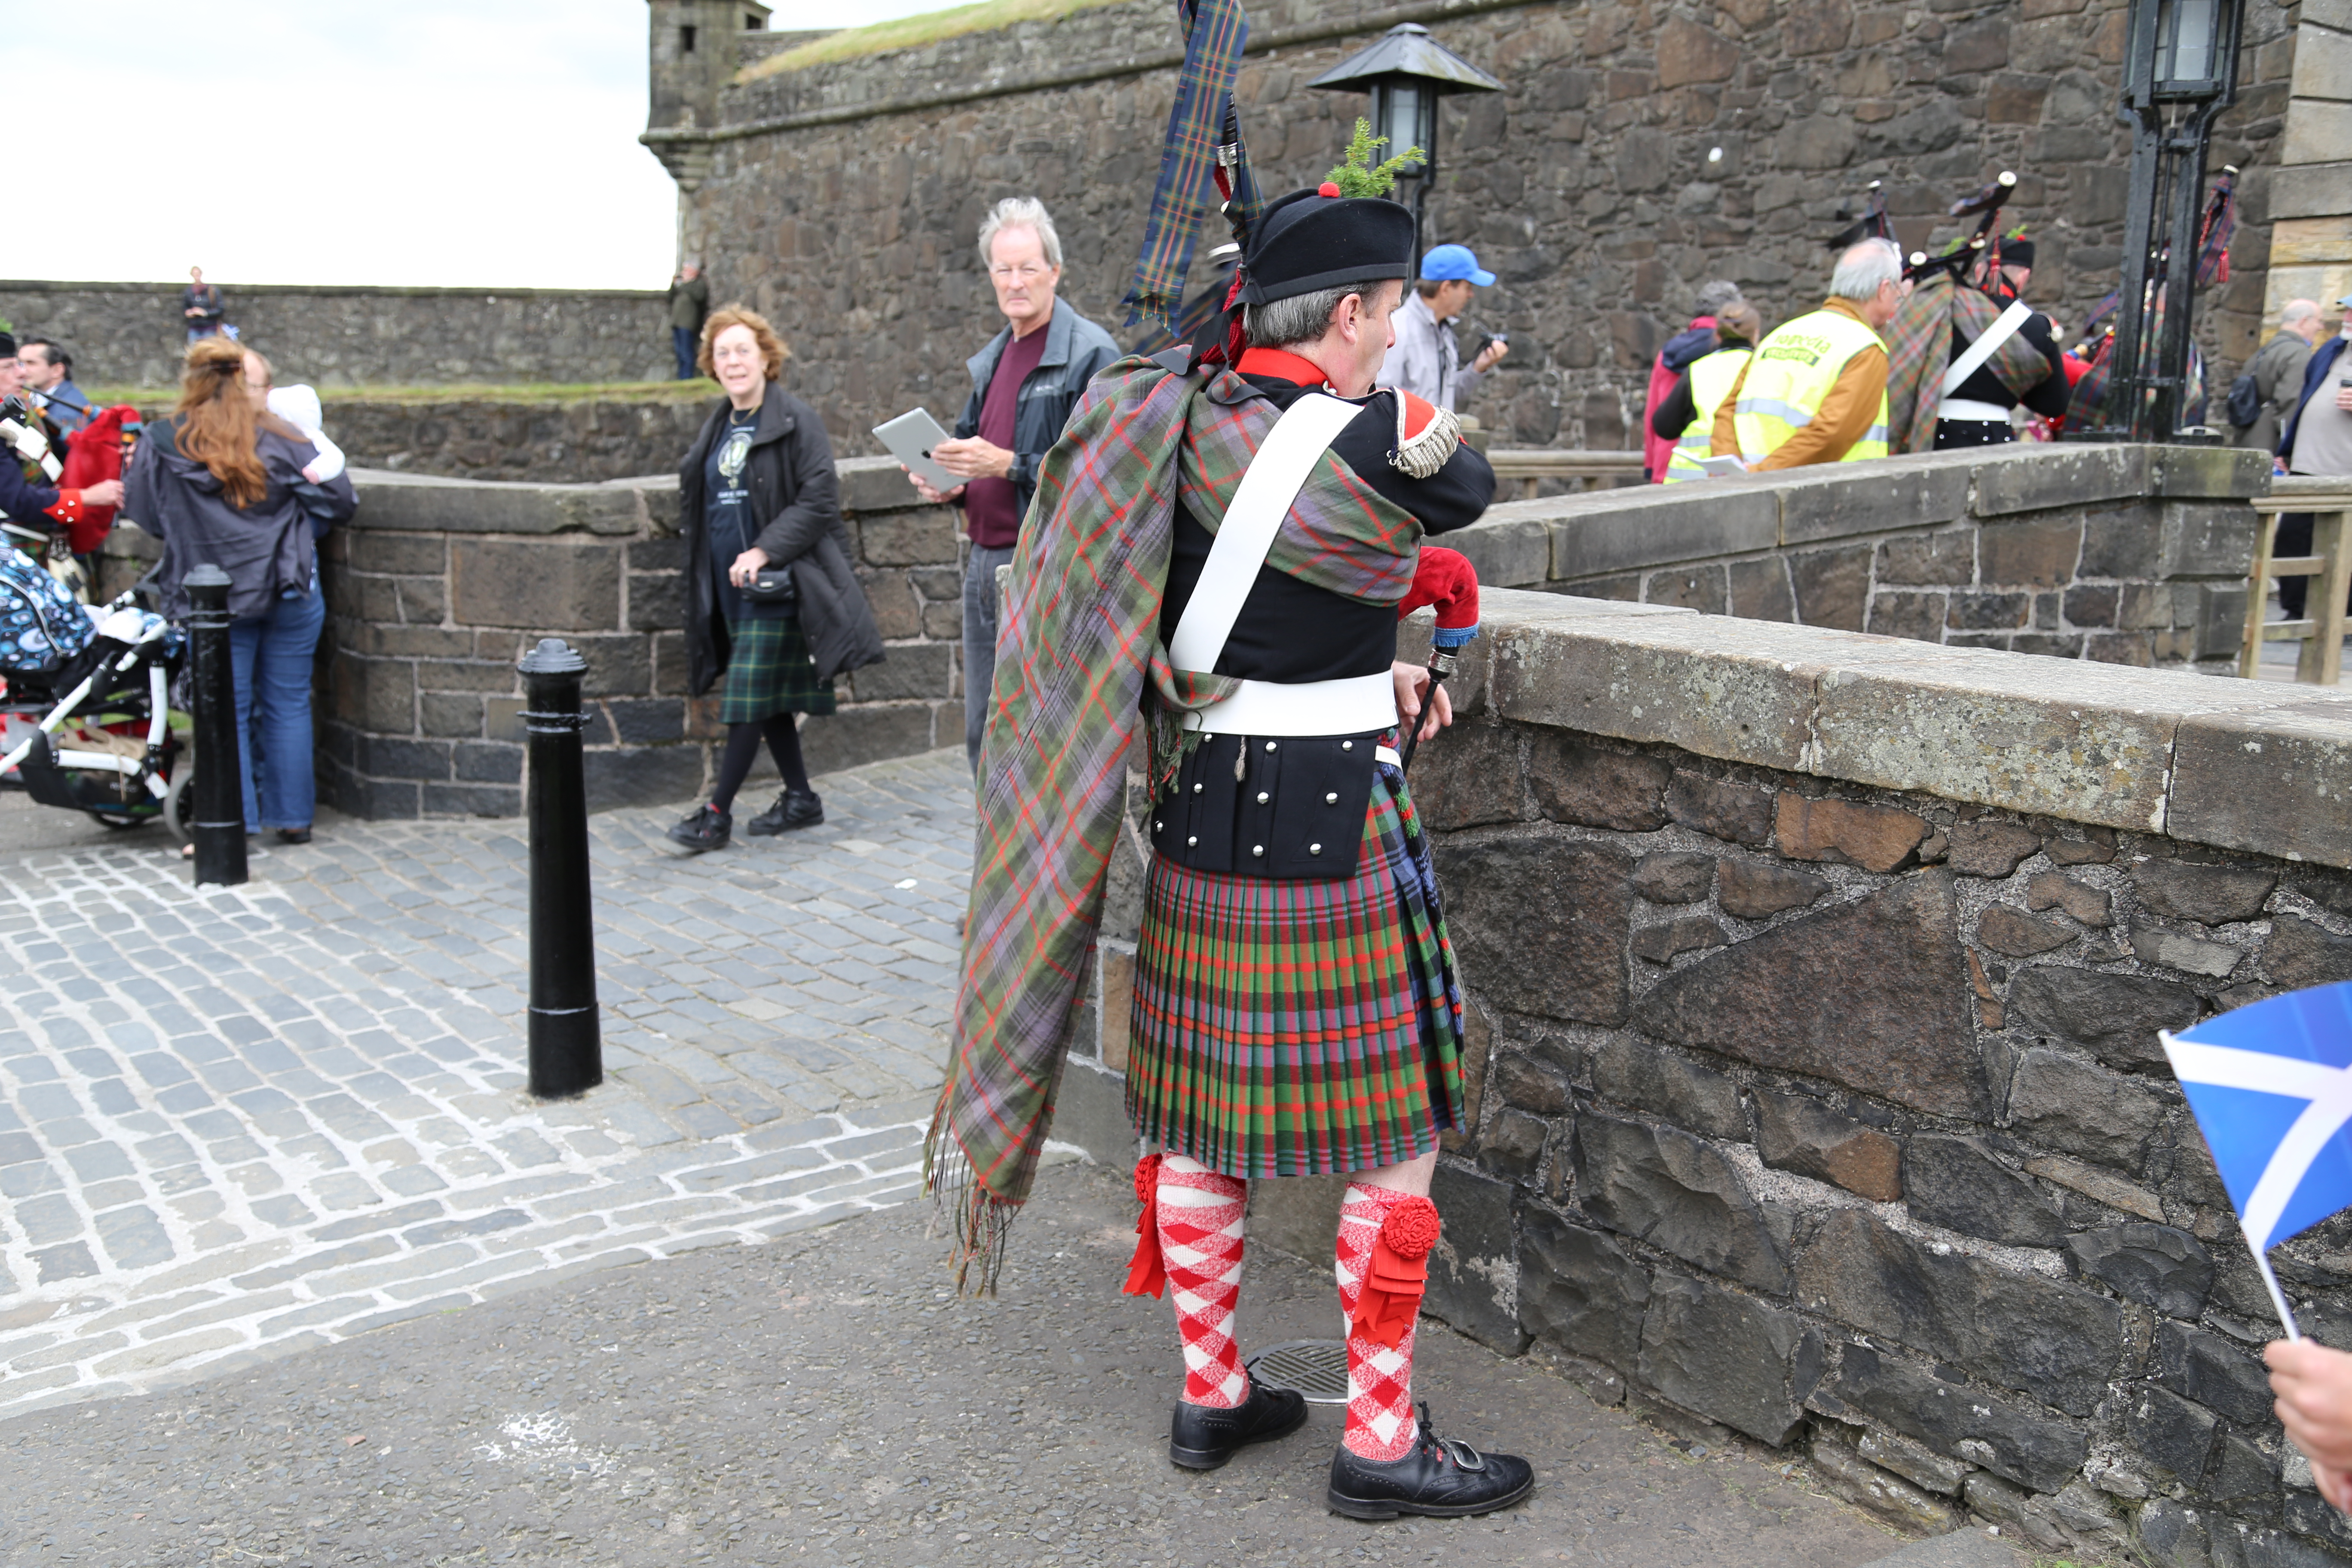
top-left (1326, 1403), bottom-right (1535, 1519)
top-left (746, 788), bottom-right (823, 836)
top-left (1169, 1378), bottom-right (1308, 1471)
top-left (667, 803), bottom-right (732, 853)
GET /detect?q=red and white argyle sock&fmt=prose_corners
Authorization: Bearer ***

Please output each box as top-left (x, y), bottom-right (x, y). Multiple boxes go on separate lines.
top-left (1335, 1181), bottom-right (1421, 1460)
top-left (1159, 1155), bottom-right (1250, 1409)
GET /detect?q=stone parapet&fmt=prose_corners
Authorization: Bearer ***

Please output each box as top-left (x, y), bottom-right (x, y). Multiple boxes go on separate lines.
top-left (1055, 586), bottom-right (2352, 1562)
top-left (315, 453), bottom-right (965, 818)
top-left (0, 280), bottom-right (671, 391)
top-left (1446, 442), bottom-right (2270, 673)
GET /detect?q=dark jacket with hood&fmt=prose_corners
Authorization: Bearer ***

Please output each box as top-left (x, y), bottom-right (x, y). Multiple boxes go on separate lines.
top-left (125, 415), bottom-right (356, 620)
top-left (679, 386), bottom-right (885, 697)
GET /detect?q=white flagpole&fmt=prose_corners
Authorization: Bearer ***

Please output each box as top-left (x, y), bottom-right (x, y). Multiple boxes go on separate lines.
top-left (2248, 1236), bottom-right (2305, 1341)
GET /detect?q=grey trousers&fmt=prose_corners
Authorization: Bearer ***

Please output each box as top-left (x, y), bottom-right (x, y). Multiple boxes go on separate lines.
top-left (962, 543), bottom-right (1015, 775)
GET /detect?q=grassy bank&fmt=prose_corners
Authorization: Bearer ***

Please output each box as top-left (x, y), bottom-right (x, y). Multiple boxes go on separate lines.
top-left (742, 0), bottom-right (1125, 75)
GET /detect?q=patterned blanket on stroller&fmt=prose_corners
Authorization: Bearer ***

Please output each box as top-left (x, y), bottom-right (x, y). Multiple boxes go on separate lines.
top-left (0, 548), bottom-right (95, 676)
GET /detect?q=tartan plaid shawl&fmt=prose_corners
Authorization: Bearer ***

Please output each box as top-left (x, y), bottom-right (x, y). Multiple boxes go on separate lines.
top-left (928, 356), bottom-right (1424, 1291)
top-left (1122, 0), bottom-right (1252, 331)
top-left (1884, 274), bottom-right (2054, 454)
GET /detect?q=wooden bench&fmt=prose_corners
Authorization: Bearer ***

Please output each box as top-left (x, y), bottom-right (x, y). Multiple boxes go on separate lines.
top-left (2242, 477), bottom-right (2352, 683)
top-left (1486, 449), bottom-right (1647, 499)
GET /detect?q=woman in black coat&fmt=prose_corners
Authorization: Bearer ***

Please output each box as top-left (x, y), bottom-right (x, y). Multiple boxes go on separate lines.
top-left (669, 306), bottom-right (885, 853)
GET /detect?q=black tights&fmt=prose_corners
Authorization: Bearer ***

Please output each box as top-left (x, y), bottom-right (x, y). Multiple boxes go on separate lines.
top-left (712, 714), bottom-right (809, 811)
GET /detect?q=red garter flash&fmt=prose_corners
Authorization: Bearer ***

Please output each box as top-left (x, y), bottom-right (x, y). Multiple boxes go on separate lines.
top-left (1123, 1152), bottom-right (1169, 1298)
top-left (1350, 1195), bottom-right (1440, 1348)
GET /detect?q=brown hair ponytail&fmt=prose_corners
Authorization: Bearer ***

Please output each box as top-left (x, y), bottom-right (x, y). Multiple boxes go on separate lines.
top-left (174, 338), bottom-right (271, 508)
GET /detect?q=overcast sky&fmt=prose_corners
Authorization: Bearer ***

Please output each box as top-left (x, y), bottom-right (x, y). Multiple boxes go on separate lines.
top-left (23, 0), bottom-right (940, 290)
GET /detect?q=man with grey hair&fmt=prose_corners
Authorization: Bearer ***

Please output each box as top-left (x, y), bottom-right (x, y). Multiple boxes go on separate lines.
top-left (906, 195), bottom-right (1119, 773)
top-left (1644, 279), bottom-right (1746, 480)
top-left (1709, 238), bottom-right (1904, 470)
top-left (2236, 298), bottom-right (2326, 455)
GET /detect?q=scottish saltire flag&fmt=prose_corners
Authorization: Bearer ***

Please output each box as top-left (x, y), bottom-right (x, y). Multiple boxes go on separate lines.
top-left (2162, 983), bottom-right (2352, 1334)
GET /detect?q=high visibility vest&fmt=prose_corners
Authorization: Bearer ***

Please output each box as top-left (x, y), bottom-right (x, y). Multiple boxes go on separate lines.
top-left (1730, 308), bottom-right (1890, 466)
top-left (1663, 347), bottom-right (1754, 482)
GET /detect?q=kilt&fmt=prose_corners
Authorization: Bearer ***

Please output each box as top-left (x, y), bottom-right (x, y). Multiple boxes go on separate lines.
top-left (719, 615), bottom-right (836, 724)
top-left (1125, 758), bottom-right (1465, 1179)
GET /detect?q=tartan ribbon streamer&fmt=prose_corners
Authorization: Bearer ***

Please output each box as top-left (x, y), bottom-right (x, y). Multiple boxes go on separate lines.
top-left (1122, 0), bottom-right (1253, 330)
top-left (925, 355), bottom-right (1424, 1292)
top-left (1884, 273), bottom-right (2053, 455)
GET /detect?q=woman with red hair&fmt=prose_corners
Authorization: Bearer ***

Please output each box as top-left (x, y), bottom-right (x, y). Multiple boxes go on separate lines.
top-left (125, 338), bottom-right (354, 845)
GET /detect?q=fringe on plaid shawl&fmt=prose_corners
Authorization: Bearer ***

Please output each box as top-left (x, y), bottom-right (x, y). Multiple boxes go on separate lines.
top-left (927, 356), bottom-right (1424, 1293)
top-left (1123, 0), bottom-right (1253, 331)
top-left (1884, 273), bottom-right (2055, 454)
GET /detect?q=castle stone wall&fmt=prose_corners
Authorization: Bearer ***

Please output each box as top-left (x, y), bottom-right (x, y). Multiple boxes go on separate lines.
top-left (674, 0), bottom-right (2298, 460)
top-left (0, 281), bottom-right (673, 391)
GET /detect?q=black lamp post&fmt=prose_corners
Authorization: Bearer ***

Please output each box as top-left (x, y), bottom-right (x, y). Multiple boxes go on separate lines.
top-left (2080, 0), bottom-right (2245, 443)
top-left (1306, 23), bottom-right (1501, 259)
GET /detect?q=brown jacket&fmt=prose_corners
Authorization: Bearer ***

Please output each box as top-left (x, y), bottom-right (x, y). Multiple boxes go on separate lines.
top-left (1711, 297), bottom-right (1890, 469)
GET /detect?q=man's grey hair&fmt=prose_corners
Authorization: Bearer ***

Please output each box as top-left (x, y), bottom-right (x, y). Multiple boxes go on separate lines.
top-left (1694, 279), bottom-right (1745, 316)
top-left (2283, 298), bottom-right (2323, 327)
top-left (1244, 279), bottom-right (1396, 350)
top-left (1829, 239), bottom-right (1903, 303)
top-left (977, 197), bottom-right (1064, 270)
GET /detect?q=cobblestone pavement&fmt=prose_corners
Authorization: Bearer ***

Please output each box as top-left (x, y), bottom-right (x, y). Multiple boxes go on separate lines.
top-left (0, 1163), bottom-right (1929, 1568)
top-left (0, 748), bottom-right (988, 1421)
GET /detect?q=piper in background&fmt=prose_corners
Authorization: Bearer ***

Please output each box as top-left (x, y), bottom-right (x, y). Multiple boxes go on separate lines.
top-left (1885, 231), bottom-right (2071, 453)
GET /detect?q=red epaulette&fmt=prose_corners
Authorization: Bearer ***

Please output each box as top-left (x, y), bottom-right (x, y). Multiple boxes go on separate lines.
top-left (1396, 390), bottom-right (1442, 443)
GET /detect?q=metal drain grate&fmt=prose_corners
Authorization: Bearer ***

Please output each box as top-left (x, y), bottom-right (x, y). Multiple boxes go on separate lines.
top-left (1245, 1339), bottom-right (1351, 1404)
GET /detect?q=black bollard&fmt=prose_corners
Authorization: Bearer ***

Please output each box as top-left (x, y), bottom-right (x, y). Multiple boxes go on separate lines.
top-left (518, 638), bottom-right (601, 1098)
top-left (184, 564), bottom-right (247, 886)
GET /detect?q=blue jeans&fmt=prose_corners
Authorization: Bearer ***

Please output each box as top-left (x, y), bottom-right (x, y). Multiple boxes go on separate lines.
top-left (673, 325), bottom-right (698, 380)
top-left (228, 585), bottom-right (325, 831)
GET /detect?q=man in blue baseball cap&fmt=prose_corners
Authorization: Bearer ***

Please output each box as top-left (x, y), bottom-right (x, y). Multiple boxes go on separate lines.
top-left (1377, 243), bottom-right (1510, 413)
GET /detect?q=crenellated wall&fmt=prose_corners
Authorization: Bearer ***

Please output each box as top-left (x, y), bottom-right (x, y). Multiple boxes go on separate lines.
top-left (1047, 586), bottom-right (2352, 1566)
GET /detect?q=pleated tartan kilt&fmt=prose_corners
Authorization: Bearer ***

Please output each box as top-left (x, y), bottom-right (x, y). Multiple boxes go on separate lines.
top-left (1125, 760), bottom-right (1466, 1180)
top-left (719, 614), bottom-right (836, 724)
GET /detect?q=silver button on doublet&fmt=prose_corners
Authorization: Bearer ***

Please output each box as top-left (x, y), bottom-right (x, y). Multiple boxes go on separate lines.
top-left (1154, 820), bottom-right (1162, 832)
top-left (1265, 741), bottom-right (1277, 752)
top-left (1325, 791), bottom-right (1338, 804)
top-left (1193, 782), bottom-right (1203, 794)
top-left (1341, 740), bottom-right (1353, 751)
top-left (1310, 843), bottom-right (1323, 855)
top-left (1256, 791), bottom-right (1270, 805)
top-left (1252, 845), bottom-right (1265, 857)
top-left (1187, 835), bottom-right (1198, 847)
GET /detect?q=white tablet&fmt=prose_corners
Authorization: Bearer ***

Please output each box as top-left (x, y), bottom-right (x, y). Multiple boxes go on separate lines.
top-left (874, 408), bottom-right (960, 494)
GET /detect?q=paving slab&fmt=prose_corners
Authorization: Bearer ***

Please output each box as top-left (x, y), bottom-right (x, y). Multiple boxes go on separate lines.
top-left (0, 749), bottom-right (978, 1418)
top-left (0, 1162), bottom-right (1909, 1568)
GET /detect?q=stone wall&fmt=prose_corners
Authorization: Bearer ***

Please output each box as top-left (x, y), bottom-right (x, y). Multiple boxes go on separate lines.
top-left (0, 281), bottom-right (673, 391)
top-left (659, 0), bottom-right (2299, 459)
top-left (323, 397), bottom-right (714, 484)
top-left (1046, 588), bottom-right (2352, 1565)
top-left (304, 455), bottom-right (965, 818)
top-left (1443, 441), bottom-right (2271, 673)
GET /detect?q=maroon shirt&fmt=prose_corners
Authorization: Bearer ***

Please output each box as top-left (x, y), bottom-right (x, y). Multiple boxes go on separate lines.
top-left (961, 326), bottom-right (1050, 549)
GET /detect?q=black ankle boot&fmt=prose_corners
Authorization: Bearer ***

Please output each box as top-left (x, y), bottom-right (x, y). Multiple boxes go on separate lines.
top-left (1325, 1403), bottom-right (1534, 1519)
top-left (1168, 1377), bottom-right (1308, 1470)
top-left (666, 803), bottom-right (732, 853)
top-left (746, 788), bottom-right (823, 836)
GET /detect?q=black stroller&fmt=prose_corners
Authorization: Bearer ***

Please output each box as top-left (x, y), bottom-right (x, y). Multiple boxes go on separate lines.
top-left (0, 547), bottom-right (189, 836)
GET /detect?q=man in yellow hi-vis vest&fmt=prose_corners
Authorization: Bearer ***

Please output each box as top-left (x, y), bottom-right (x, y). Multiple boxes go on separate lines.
top-left (1652, 301), bottom-right (1761, 482)
top-left (1710, 239), bottom-right (1908, 470)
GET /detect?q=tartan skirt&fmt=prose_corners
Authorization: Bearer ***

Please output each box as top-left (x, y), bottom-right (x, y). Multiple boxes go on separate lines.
top-left (1125, 757), bottom-right (1465, 1179)
top-left (719, 615), bottom-right (836, 724)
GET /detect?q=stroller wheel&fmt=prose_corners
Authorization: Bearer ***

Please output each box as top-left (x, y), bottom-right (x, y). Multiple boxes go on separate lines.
top-left (164, 763), bottom-right (196, 845)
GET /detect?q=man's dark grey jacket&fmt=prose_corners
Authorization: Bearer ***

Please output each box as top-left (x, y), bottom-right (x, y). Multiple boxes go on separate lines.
top-left (951, 297), bottom-right (1121, 528)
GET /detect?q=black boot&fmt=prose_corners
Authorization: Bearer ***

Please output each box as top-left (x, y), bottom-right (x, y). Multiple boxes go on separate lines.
top-left (1326, 1403), bottom-right (1534, 1519)
top-left (666, 803), bottom-right (732, 853)
top-left (746, 788), bottom-right (823, 836)
top-left (1168, 1377), bottom-right (1308, 1471)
